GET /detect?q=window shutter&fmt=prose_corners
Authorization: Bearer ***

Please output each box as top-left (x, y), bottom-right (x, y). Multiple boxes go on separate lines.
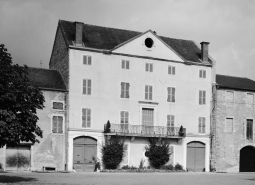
top-left (122, 60), bottom-right (125, 69)
top-left (199, 91), bottom-right (202, 104)
top-left (88, 56), bottom-right (91, 65)
top-left (146, 63), bottom-right (149, 71)
top-left (168, 66), bottom-right (171, 74)
top-left (52, 116), bottom-right (57, 133)
top-left (167, 115), bottom-right (170, 127)
top-left (82, 109), bottom-right (86, 127)
top-left (83, 80), bottom-right (87, 94)
top-left (58, 117), bottom-right (63, 133)
top-left (127, 83), bottom-right (130, 98)
top-left (149, 86), bottom-right (153, 100)
top-left (203, 118), bottom-right (206, 133)
top-left (150, 64), bottom-right (153, 72)
top-left (88, 80), bottom-right (91, 95)
top-left (203, 70), bottom-right (206, 78)
top-left (172, 88), bottom-right (175, 102)
top-left (199, 70), bottom-right (202, 78)
top-left (87, 109), bottom-right (91, 128)
top-left (167, 87), bottom-right (170, 102)
top-left (121, 82), bottom-right (124, 98)
top-left (198, 118), bottom-right (201, 133)
top-left (125, 112), bottom-right (129, 124)
top-left (173, 67), bottom-right (175, 75)
top-left (83, 56), bottom-right (87, 65)
top-left (203, 91), bottom-right (206, 104)
top-left (145, 86), bottom-right (148, 100)
top-left (120, 111), bottom-right (124, 124)
top-left (126, 61), bottom-right (129, 69)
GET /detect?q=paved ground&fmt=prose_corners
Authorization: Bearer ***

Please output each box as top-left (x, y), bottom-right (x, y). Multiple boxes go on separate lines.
top-left (0, 172), bottom-right (255, 185)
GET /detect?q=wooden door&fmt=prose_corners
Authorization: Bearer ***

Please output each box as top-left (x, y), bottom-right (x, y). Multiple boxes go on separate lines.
top-left (186, 142), bottom-right (205, 172)
top-left (240, 146), bottom-right (255, 172)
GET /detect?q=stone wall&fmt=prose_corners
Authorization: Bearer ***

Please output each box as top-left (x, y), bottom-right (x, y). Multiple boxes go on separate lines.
top-left (211, 88), bottom-right (255, 172)
top-left (49, 26), bottom-right (69, 89)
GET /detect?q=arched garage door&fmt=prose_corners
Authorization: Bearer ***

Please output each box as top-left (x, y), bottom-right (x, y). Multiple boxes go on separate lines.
top-left (187, 141), bottom-right (205, 172)
top-left (240, 146), bottom-right (255, 172)
top-left (73, 136), bottom-right (97, 172)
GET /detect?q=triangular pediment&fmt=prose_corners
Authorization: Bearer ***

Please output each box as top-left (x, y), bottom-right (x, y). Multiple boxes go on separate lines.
top-left (112, 30), bottom-right (184, 62)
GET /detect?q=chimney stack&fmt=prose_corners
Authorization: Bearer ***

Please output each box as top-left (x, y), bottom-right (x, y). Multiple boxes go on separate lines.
top-left (200, 42), bottom-right (210, 62)
top-left (75, 21), bottom-right (83, 46)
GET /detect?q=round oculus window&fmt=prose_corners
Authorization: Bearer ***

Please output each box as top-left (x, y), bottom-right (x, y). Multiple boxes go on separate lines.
top-left (145, 38), bottom-right (154, 48)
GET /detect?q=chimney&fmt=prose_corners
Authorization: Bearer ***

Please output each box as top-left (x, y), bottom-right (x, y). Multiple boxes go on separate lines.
top-left (200, 42), bottom-right (210, 62)
top-left (75, 21), bottom-right (83, 46)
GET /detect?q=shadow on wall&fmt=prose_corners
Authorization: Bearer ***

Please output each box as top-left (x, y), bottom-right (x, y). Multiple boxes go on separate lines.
top-left (0, 175), bottom-right (37, 183)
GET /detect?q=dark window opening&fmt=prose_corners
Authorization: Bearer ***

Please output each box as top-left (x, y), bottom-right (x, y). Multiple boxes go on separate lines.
top-left (145, 38), bottom-right (154, 48)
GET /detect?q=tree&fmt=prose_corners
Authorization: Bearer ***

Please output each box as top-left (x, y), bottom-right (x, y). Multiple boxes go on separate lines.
top-left (0, 44), bottom-right (45, 148)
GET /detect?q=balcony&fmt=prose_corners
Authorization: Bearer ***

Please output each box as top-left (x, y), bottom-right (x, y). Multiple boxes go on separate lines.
top-left (103, 123), bottom-right (186, 138)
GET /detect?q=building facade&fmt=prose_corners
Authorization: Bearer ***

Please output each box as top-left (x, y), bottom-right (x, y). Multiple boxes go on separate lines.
top-left (0, 68), bottom-right (67, 171)
top-left (50, 20), bottom-right (216, 172)
top-left (211, 74), bottom-right (255, 172)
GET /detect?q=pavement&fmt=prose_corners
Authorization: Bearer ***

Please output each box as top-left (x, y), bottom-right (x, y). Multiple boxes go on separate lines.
top-left (0, 171), bottom-right (255, 185)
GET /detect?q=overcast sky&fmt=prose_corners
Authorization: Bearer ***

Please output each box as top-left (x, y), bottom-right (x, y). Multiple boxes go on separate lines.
top-left (1, 0), bottom-right (255, 80)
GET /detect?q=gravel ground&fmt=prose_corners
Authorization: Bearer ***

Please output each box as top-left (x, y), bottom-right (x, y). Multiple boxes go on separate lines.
top-left (0, 171), bottom-right (255, 185)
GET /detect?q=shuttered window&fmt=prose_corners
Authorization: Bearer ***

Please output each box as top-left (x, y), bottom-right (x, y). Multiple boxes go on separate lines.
top-left (52, 116), bottom-right (63, 133)
top-left (52, 102), bottom-right (64, 110)
top-left (122, 60), bottom-right (130, 69)
top-left (145, 63), bottom-right (153, 72)
top-left (120, 111), bottom-right (129, 124)
top-left (121, 82), bottom-right (130, 98)
top-left (168, 66), bottom-right (175, 75)
top-left (83, 79), bottom-right (92, 95)
top-left (167, 87), bottom-right (175, 102)
top-left (199, 69), bottom-right (206, 78)
top-left (145, 85), bottom-right (153, 100)
top-left (82, 108), bottom-right (91, 128)
top-left (246, 119), bottom-right (253, 140)
top-left (198, 117), bottom-right (206, 134)
top-left (142, 108), bottom-right (154, 126)
top-left (83, 55), bottom-right (92, 65)
top-left (199, 90), bottom-right (206, 105)
top-left (167, 115), bottom-right (175, 127)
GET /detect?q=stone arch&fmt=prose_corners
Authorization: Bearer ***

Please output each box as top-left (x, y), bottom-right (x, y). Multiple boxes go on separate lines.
top-left (240, 145), bottom-right (255, 172)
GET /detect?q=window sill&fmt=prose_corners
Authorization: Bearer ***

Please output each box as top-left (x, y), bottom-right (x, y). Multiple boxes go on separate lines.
top-left (139, 101), bottom-right (159, 105)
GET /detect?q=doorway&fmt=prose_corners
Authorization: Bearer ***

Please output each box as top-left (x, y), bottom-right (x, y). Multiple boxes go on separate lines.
top-left (73, 136), bottom-right (97, 172)
top-left (186, 141), bottom-right (205, 172)
top-left (240, 146), bottom-right (255, 172)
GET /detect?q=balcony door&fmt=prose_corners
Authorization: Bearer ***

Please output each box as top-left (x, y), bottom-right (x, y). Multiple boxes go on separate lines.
top-left (142, 108), bottom-right (154, 126)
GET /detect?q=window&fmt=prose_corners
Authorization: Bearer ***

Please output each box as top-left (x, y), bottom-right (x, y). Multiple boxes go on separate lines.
top-left (199, 90), bottom-right (206, 105)
top-left (167, 115), bottom-right (175, 127)
top-left (247, 93), bottom-right (254, 105)
top-left (145, 63), bottom-right (153, 72)
top-left (52, 116), bottom-right (63, 133)
top-left (168, 66), bottom-right (175, 75)
top-left (52, 101), bottom-right (64, 110)
top-left (142, 108), bottom-right (154, 126)
top-left (120, 111), bottom-right (129, 124)
top-left (82, 108), bottom-right (91, 128)
top-left (199, 69), bottom-right (206, 78)
top-left (225, 118), bottom-right (233, 133)
top-left (82, 79), bottom-right (92, 95)
top-left (121, 60), bottom-right (130, 69)
top-left (246, 119), bottom-right (253, 140)
top-left (167, 87), bottom-right (175, 102)
top-left (145, 85), bottom-right (153, 100)
top-left (121, 82), bottom-right (130, 98)
top-left (83, 55), bottom-right (92, 65)
top-left (198, 117), bottom-right (206, 134)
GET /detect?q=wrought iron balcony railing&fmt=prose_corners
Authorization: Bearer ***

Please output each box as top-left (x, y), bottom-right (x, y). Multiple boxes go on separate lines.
top-left (104, 123), bottom-right (186, 138)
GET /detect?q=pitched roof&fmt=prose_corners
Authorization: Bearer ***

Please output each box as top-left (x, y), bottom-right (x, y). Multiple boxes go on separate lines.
top-left (27, 67), bottom-right (67, 91)
top-left (58, 20), bottom-right (210, 64)
top-left (216, 74), bottom-right (255, 91)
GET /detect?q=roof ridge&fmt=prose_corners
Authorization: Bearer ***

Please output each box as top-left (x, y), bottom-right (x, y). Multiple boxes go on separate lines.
top-left (217, 74), bottom-right (250, 80)
top-left (27, 66), bottom-right (58, 72)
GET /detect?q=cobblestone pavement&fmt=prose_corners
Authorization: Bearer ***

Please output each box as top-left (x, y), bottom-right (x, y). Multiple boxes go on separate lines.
top-left (0, 172), bottom-right (255, 185)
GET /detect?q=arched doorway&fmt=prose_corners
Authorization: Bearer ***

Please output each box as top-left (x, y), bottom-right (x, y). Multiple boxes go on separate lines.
top-left (240, 146), bottom-right (255, 172)
top-left (73, 136), bottom-right (97, 172)
top-left (186, 141), bottom-right (205, 172)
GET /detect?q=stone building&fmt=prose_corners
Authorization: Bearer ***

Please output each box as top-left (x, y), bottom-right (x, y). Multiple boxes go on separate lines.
top-left (0, 67), bottom-right (67, 171)
top-left (49, 20), bottom-right (216, 172)
top-left (211, 74), bottom-right (255, 172)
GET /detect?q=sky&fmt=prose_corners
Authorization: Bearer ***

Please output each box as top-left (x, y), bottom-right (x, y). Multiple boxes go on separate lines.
top-left (1, 0), bottom-right (255, 80)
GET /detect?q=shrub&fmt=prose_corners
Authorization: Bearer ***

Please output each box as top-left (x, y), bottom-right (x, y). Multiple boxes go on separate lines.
top-left (139, 159), bottom-right (145, 169)
top-left (104, 120), bottom-right (111, 133)
top-left (0, 163), bottom-right (2, 170)
top-left (121, 165), bottom-right (129, 170)
top-left (145, 138), bottom-right (171, 169)
top-left (102, 136), bottom-right (125, 169)
top-left (174, 163), bottom-right (183, 171)
top-left (161, 164), bottom-right (174, 170)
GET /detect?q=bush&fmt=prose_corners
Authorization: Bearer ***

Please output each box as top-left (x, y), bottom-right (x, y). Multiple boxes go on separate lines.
top-left (174, 163), bottom-right (183, 171)
top-left (102, 136), bottom-right (125, 169)
top-left (139, 159), bottom-right (145, 169)
top-left (0, 163), bottom-right (2, 170)
top-left (145, 138), bottom-right (171, 169)
top-left (121, 165), bottom-right (129, 170)
top-left (161, 164), bottom-right (174, 170)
